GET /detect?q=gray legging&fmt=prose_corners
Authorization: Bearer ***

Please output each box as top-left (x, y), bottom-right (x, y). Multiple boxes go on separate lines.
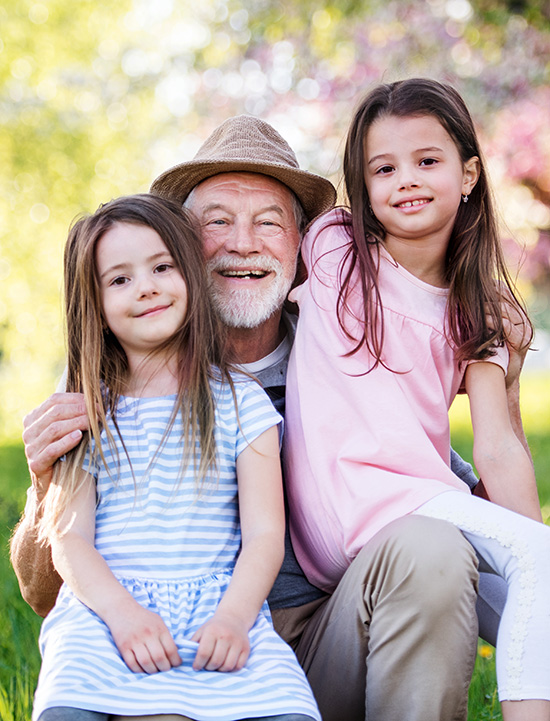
top-left (39, 710), bottom-right (315, 721)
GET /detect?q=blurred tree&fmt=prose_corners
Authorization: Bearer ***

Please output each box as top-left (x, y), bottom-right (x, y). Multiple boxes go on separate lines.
top-left (1, 0), bottom-right (549, 438)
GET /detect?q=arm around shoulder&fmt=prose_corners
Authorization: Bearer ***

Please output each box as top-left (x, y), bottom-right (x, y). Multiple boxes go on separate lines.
top-left (11, 391), bottom-right (90, 616)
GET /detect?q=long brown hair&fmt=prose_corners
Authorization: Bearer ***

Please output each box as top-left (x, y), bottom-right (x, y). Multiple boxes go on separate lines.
top-left (40, 194), bottom-right (232, 540)
top-left (339, 77), bottom-right (532, 367)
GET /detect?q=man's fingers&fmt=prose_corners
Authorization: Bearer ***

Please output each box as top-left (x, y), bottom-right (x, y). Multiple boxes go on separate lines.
top-left (30, 426), bottom-right (84, 466)
top-left (24, 409), bottom-right (89, 451)
top-left (23, 394), bottom-right (87, 433)
top-left (23, 396), bottom-right (90, 498)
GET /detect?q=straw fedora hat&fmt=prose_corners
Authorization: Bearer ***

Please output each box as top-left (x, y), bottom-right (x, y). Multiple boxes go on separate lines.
top-left (150, 115), bottom-right (336, 222)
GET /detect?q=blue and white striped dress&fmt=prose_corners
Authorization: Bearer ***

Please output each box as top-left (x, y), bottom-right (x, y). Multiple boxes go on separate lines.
top-left (33, 377), bottom-right (320, 721)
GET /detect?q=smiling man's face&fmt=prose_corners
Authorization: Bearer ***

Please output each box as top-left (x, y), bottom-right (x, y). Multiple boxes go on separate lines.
top-left (186, 172), bottom-right (301, 329)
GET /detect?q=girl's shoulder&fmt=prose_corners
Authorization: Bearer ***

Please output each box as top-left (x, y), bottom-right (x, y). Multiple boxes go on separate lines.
top-left (306, 207), bottom-right (352, 239)
top-left (302, 207), bottom-right (353, 269)
top-left (210, 368), bottom-right (272, 407)
top-left (210, 370), bottom-right (282, 440)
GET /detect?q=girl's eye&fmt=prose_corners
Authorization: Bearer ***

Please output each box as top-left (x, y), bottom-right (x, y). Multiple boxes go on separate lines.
top-left (420, 158), bottom-right (438, 166)
top-left (111, 276), bottom-right (129, 286)
top-left (376, 165), bottom-right (394, 175)
top-left (154, 263), bottom-right (172, 273)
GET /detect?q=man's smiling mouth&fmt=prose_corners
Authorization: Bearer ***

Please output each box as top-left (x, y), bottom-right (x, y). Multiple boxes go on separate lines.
top-left (219, 269), bottom-right (271, 279)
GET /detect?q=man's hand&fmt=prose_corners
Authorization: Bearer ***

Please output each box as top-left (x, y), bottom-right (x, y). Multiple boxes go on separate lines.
top-left (23, 393), bottom-right (90, 501)
top-left (191, 611), bottom-right (250, 672)
top-left (499, 296), bottom-right (532, 391)
top-left (106, 602), bottom-right (182, 674)
top-left (499, 301), bottom-right (533, 459)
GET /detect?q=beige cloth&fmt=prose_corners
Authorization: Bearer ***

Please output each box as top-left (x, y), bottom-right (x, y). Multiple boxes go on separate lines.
top-left (272, 515), bottom-right (479, 721)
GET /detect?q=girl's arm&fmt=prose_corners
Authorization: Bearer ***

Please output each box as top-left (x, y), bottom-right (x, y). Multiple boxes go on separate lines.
top-left (465, 361), bottom-right (542, 522)
top-left (192, 424), bottom-right (285, 672)
top-left (50, 474), bottom-right (181, 673)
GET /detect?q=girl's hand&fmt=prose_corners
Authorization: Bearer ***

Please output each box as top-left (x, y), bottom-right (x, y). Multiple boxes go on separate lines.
top-left (191, 611), bottom-right (250, 672)
top-left (106, 602), bottom-right (182, 674)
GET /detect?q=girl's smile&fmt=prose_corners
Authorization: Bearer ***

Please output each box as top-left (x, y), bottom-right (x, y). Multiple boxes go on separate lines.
top-left (393, 197), bottom-right (432, 210)
top-left (134, 303), bottom-right (173, 318)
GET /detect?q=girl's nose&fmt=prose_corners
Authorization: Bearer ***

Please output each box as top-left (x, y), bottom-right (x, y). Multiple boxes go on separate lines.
top-left (398, 168), bottom-right (420, 190)
top-left (136, 275), bottom-right (159, 298)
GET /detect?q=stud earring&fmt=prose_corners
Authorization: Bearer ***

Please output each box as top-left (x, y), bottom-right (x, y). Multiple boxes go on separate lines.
top-left (462, 194), bottom-right (469, 204)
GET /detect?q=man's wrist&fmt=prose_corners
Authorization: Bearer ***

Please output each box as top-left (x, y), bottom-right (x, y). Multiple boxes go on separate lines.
top-left (24, 485), bottom-right (45, 524)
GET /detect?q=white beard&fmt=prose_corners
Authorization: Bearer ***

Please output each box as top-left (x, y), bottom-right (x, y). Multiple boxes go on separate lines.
top-left (206, 255), bottom-right (295, 329)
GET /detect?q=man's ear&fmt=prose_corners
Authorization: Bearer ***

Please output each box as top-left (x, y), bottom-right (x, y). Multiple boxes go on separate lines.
top-left (462, 156), bottom-right (480, 195)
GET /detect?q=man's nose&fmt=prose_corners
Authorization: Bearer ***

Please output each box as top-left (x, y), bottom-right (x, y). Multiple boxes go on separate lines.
top-left (224, 219), bottom-right (263, 254)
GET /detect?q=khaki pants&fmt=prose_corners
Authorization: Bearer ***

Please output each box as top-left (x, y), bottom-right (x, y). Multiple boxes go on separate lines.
top-left (272, 515), bottom-right (479, 721)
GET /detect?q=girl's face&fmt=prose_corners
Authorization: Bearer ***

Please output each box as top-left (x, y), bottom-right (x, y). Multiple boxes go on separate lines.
top-left (363, 114), bottom-right (479, 250)
top-left (96, 222), bottom-right (188, 361)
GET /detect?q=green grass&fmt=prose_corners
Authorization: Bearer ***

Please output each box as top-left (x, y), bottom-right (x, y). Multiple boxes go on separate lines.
top-left (1, 370), bottom-right (549, 719)
top-left (0, 444), bottom-right (42, 721)
top-left (455, 422), bottom-right (550, 720)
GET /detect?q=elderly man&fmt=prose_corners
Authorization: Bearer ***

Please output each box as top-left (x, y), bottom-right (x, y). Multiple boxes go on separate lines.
top-left (12, 115), bottom-right (514, 721)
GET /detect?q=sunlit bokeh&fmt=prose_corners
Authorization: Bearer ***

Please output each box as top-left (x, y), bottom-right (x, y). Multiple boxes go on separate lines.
top-left (1, 0), bottom-right (549, 438)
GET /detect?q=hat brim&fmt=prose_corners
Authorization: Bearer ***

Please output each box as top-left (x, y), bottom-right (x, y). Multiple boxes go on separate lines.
top-left (150, 158), bottom-right (336, 223)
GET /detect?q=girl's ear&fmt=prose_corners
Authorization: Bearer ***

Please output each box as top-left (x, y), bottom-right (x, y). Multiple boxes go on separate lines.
top-left (462, 156), bottom-right (480, 196)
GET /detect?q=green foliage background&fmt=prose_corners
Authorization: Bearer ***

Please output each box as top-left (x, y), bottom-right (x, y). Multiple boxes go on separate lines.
top-left (1, 0), bottom-right (550, 440)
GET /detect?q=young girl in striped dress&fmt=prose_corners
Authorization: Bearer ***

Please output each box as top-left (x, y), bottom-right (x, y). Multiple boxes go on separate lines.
top-left (33, 194), bottom-right (319, 721)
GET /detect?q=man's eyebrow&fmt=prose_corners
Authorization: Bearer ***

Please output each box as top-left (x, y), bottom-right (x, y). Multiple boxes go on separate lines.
top-left (201, 203), bottom-right (229, 213)
top-left (257, 204), bottom-right (285, 216)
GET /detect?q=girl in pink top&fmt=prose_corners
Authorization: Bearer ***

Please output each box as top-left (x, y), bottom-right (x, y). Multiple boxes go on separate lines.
top-left (284, 78), bottom-right (550, 718)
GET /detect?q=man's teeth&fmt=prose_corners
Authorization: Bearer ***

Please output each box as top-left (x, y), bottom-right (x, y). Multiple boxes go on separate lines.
top-left (221, 270), bottom-right (268, 278)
